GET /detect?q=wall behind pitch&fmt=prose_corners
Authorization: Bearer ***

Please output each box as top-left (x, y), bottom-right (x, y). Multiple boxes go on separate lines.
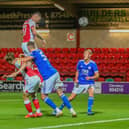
top-left (0, 30), bottom-right (22, 48)
top-left (1, 29), bottom-right (129, 48)
top-left (36, 29), bottom-right (76, 48)
top-left (0, 30), bottom-right (76, 48)
top-left (80, 30), bottom-right (129, 48)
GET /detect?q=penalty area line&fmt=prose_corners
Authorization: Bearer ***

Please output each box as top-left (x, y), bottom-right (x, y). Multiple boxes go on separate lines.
top-left (28, 117), bottom-right (129, 129)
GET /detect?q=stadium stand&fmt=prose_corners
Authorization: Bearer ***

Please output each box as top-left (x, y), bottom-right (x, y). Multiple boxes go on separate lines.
top-left (0, 48), bottom-right (128, 81)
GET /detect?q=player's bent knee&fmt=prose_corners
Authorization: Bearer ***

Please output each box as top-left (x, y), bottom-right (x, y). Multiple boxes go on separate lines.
top-left (23, 93), bottom-right (30, 100)
top-left (30, 92), bottom-right (36, 98)
top-left (41, 93), bottom-right (48, 100)
top-left (56, 87), bottom-right (63, 96)
top-left (88, 88), bottom-right (94, 97)
top-left (69, 93), bottom-right (77, 101)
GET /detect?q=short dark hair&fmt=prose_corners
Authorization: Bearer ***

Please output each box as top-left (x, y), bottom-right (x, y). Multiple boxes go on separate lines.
top-left (5, 53), bottom-right (15, 64)
top-left (32, 12), bottom-right (41, 17)
top-left (27, 41), bottom-right (35, 49)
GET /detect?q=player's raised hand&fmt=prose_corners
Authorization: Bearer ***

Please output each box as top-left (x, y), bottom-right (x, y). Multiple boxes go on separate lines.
top-left (86, 76), bottom-right (92, 80)
top-left (74, 79), bottom-right (79, 83)
top-left (9, 72), bottom-right (17, 78)
top-left (42, 39), bottom-right (47, 47)
top-left (2, 74), bottom-right (7, 78)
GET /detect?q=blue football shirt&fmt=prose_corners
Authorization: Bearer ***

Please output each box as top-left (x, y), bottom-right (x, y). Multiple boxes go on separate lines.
top-left (30, 49), bottom-right (57, 80)
top-left (77, 60), bottom-right (98, 85)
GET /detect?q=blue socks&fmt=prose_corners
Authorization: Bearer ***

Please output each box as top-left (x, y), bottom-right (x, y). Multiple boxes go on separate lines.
top-left (59, 96), bottom-right (94, 113)
top-left (88, 96), bottom-right (94, 112)
top-left (44, 94), bottom-right (72, 111)
top-left (59, 103), bottom-right (65, 110)
top-left (61, 94), bottom-right (72, 109)
top-left (44, 97), bottom-right (57, 110)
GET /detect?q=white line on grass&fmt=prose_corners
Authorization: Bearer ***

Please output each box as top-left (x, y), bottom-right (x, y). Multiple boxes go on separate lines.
top-left (28, 118), bottom-right (129, 129)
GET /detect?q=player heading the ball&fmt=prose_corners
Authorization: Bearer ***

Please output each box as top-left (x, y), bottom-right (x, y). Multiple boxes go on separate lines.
top-left (22, 12), bottom-right (46, 56)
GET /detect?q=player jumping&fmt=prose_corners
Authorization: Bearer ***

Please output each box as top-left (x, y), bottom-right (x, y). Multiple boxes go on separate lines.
top-left (57, 49), bottom-right (99, 115)
top-left (22, 12), bottom-right (46, 56)
top-left (21, 41), bottom-right (77, 117)
top-left (3, 55), bottom-right (42, 118)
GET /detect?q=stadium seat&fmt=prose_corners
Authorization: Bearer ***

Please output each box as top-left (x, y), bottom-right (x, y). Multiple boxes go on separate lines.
top-left (93, 48), bottom-right (101, 53)
top-left (62, 48), bottom-right (69, 53)
top-left (98, 77), bottom-right (105, 81)
top-left (101, 48), bottom-right (109, 54)
top-left (105, 78), bottom-right (114, 82)
top-left (70, 48), bottom-right (77, 53)
top-left (54, 48), bottom-right (62, 53)
top-left (114, 77), bottom-right (122, 82)
top-left (77, 48), bottom-right (85, 53)
top-left (118, 48), bottom-right (125, 53)
top-left (46, 48), bottom-right (54, 53)
top-left (109, 48), bottom-right (117, 53)
top-left (65, 78), bottom-right (73, 81)
top-left (40, 48), bottom-right (46, 53)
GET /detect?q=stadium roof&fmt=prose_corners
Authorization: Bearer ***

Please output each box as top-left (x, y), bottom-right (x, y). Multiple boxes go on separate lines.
top-left (0, 0), bottom-right (129, 16)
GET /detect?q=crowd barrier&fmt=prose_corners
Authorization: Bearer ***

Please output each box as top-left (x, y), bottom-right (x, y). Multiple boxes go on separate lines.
top-left (0, 81), bottom-right (129, 94)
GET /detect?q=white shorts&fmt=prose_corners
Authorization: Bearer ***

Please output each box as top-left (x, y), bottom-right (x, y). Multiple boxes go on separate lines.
top-left (41, 72), bottom-right (63, 94)
top-left (21, 42), bottom-right (30, 56)
top-left (23, 76), bottom-right (40, 93)
top-left (72, 84), bottom-right (95, 94)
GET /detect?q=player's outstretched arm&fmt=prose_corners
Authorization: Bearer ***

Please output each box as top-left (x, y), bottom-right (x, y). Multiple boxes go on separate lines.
top-left (4, 72), bottom-right (18, 78)
top-left (31, 27), bottom-right (47, 47)
top-left (36, 32), bottom-right (47, 48)
top-left (21, 56), bottom-right (34, 62)
top-left (75, 71), bottom-right (79, 83)
top-left (3, 62), bottom-right (27, 78)
top-left (14, 62), bottom-right (27, 76)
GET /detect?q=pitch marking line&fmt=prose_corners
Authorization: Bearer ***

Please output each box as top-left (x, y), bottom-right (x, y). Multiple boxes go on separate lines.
top-left (28, 118), bottom-right (129, 129)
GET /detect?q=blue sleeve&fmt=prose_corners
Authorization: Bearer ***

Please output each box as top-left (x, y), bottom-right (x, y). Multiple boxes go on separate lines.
top-left (76, 61), bottom-right (80, 70)
top-left (93, 63), bottom-right (98, 73)
top-left (30, 52), bottom-right (35, 59)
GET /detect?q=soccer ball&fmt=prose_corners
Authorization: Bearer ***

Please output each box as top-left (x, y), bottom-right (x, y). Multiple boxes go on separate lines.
top-left (78, 17), bottom-right (88, 27)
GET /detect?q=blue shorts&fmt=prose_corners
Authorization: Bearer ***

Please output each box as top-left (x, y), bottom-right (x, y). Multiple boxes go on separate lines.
top-left (41, 72), bottom-right (63, 94)
top-left (21, 42), bottom-right (30, 56)
top-left (72, 84), bottom-right (95, 94)
top-left (23, 76), bottom-right (40, 93)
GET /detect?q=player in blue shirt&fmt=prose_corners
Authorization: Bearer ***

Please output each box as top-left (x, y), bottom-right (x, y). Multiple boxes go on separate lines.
top-left (58, 49), bottom-right (99, 115)
top-left (21, 41), bottom-right (76, 117)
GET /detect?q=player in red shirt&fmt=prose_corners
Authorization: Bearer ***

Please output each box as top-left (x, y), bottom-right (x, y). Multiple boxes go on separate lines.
top-left (22, 12), bottom-right (46, 56)
top-left (3, 55), bottom-right (43, 118)
top-left (33, 65), bottom-right (43, 83)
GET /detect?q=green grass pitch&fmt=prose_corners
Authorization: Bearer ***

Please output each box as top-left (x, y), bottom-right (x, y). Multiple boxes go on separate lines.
top-left (0, 93), bottom-right (129, 129)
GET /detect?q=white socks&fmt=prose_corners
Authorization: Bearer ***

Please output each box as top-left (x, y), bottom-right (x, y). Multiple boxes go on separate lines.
top-left (55, 108), bottom-right (61, 113)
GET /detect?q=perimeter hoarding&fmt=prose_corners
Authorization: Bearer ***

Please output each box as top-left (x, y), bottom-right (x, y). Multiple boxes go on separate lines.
top-left (102, 82), bottom-right (129, 94)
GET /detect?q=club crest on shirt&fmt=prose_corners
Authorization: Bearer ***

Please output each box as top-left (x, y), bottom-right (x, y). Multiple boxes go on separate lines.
top-left (80, 65), bottom-right (83, 68)
top-left (88, 66), bottom-right (91, 70)
top-left (82, 69), bottom-right (88, 75)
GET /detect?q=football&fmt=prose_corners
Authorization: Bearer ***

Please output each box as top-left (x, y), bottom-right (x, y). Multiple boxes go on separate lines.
top-left (79, 17), bottom-right (88, 27)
